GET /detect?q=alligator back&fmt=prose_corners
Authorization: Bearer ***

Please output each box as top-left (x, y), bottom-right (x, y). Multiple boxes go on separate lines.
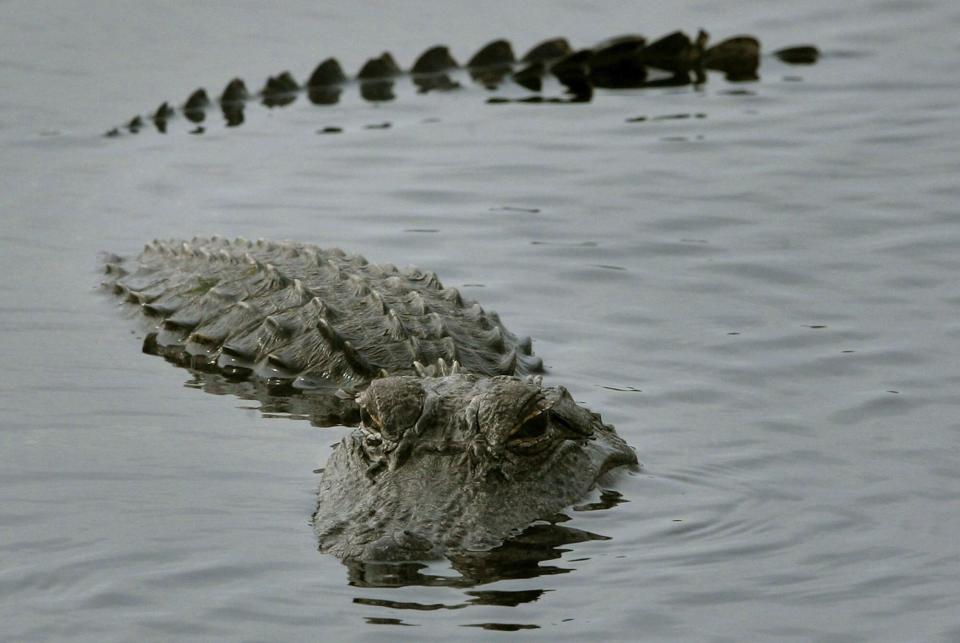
top-left (104, 237), bottom-right (543, 392)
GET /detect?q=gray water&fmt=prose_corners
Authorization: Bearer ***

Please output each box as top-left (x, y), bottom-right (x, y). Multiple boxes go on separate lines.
top-left (3, 1), bottom-right (960, 640)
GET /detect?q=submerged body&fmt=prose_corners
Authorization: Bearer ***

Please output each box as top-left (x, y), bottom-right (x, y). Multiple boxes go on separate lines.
top-left (105, 237), bottom-right (637, 560)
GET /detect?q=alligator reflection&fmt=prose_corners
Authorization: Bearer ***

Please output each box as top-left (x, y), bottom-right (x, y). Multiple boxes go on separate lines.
top-left (185, 372), bottom-right (361, 427)
top-left (346, 521), bottom-right (612, 592)
top-left (359, 80), bottom-right (395, 103)
top-left (106, 29), bottom-right (818, 137)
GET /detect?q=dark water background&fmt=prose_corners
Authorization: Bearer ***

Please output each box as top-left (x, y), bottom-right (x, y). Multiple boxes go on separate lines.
top-left (2, 1), bottom-right (960, 640)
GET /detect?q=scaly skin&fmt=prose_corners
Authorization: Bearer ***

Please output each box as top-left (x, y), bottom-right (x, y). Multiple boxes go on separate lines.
top-left (104, 237), bottom-right (638, 561)
top-left (316, 374), bottom-right (637, 560)
top-left (103, 29), bottom-right (817, 137)
top-left (106, 237), bottom-right (542, 394)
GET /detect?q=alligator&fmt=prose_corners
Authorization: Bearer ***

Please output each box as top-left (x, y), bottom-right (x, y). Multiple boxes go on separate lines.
top-left (103, 237), bottom-right (638, 561)
top-left (104, 30), bottom-right (818, 136)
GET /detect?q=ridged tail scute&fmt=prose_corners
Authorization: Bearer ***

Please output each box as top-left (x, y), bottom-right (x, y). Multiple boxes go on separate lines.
top-left (104, 31), bottom-right (811, 139)
top-left (183, 88), bottom-right (210, 123)
top-left (642, 29), bottom-right (707, 73)
top-left (154, 102), bottom-right (174, 121)
top-left (357, 52), bottom-right (401, 80)
top-left (411, 46), bottom-right (459, 75)
top-left (308, 58), bottom-right (347, 87)
top-left (467, 39), bottom-right (516, 88)
top-left (220, 79), bottom-right (249, 104)
top-left (702, 36), bottom-right (761, 81)
top-left (521, 37), bottom-right (572, 63)
top-left (467, 39), bottom-right (516, 68)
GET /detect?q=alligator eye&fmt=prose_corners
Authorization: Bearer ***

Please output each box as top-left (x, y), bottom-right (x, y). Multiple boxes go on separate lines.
top-left (510, 411), bottom-right (548, 442)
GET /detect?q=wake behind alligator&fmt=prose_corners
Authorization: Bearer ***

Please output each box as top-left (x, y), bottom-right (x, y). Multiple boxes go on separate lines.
top-left (104, 238), bottom-right (637, 562)
top-left (105, 30), bottom-right (818, 136)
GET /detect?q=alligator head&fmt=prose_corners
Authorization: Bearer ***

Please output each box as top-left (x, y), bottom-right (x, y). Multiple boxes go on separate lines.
top-left (313, 373), bottom-right (637, 561)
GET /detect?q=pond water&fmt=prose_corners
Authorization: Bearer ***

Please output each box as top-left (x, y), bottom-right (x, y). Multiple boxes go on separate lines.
top-left (2, 1), bottom-right (960, 640)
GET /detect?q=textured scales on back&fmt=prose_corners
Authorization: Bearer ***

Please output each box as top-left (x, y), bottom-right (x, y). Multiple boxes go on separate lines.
top-left (104, 237), bottom-right (638, 562)
top-left (104, 237), bottom-right (543, 392)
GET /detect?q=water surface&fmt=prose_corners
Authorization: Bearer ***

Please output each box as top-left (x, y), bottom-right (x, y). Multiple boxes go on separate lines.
top-left (2, 1), bottom-right (960, 640)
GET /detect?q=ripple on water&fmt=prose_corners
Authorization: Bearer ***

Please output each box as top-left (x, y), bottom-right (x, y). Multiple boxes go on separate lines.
top-left (5, 1), bottom-right (960, 640)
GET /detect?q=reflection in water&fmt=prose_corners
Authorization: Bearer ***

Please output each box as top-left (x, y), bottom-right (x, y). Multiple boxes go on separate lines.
top-left (106, 29), bottom-right (816, 137)
top-left (221, 103), bottom-right (244, 127)
top-left (364, 617), bottom-right (417, 627)
top-left (465, 588), bottom-right (548, 607)
top-left (625, 112), bottom-right (708, 124)
top-left (345, 521), bottom-right (610, 591)
top-left (359, 79), bottom-right (395, 102)
top-left (412, 73), bottom-right (461, 93)
top-left (343, 521), bottom-right (612, 629)
top-left (184, 371), bottom-right (360, 427)
top-left (307, 86), bottom-right (342, 105)
top-left (574, 488), bottom-right (628, 511)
